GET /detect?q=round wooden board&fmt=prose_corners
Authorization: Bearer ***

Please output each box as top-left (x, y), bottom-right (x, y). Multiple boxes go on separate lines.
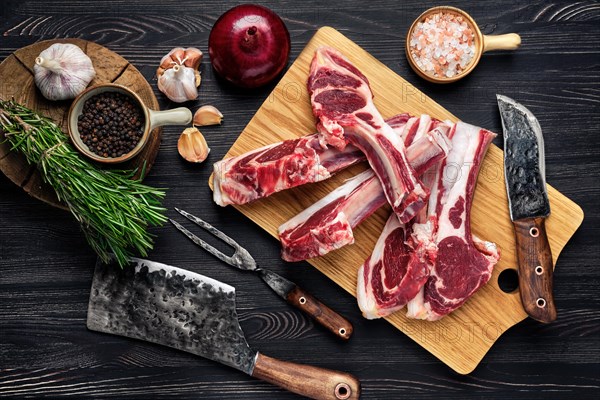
top-left (0, 38), bottom-right (162, 209)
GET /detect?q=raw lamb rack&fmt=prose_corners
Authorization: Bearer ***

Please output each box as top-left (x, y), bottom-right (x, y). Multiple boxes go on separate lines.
top-left (357, 122), bottom-right (448, 319)
top-left (213, 114), bottom-right (411, 206)
top-left (406, 121), bottom-right (500, 321)
top-left (278, 125), bottom-right (451, 262)
top-left (308, 46), bottom-right (428, 223)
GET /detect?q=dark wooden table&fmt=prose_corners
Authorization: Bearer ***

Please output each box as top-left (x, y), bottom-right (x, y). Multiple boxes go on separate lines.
top-left (1, 1), bottom-right (599, 398)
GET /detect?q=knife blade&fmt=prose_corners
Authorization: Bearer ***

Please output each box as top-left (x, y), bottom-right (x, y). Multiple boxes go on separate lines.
top-left (498, 94), bottom-right (556, 323)
top-left (87, 257), bottom-right (360, 400)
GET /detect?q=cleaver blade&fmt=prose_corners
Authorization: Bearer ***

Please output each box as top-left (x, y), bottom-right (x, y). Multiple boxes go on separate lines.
top-left (87, 257), bottom-right (360, 400)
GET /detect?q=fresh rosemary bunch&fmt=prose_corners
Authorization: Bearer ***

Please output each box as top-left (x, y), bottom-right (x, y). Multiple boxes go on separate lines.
top-left (0, 99), bottom-right (167, 267)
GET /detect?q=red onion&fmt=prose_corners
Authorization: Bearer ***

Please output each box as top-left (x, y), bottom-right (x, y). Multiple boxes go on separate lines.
top-left (208, 4), bottom-right (291, 89)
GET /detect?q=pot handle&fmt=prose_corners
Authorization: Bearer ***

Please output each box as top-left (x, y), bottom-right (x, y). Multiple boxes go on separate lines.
top-left (482, 33), bottom-right (521, 53)
top-left (148, 107), bottom-right (192, 130)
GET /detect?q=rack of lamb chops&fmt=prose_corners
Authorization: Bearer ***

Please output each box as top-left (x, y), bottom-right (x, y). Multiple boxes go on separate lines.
top-left (212, 46), bottom-right (500, 321)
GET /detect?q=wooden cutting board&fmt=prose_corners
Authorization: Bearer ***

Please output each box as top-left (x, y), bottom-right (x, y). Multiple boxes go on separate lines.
top-left (0, 39), bottom-right (162, 209)
top-left (216, 27), bottom-right (584, 374)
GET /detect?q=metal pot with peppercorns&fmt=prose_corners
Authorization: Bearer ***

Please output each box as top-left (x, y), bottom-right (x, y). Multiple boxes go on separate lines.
top-left (68, 83), bottom-right (191, 164)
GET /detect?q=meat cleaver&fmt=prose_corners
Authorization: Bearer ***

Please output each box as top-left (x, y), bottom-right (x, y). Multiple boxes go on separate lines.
top-left (498, 94), bottom-right (556, 323)
top-left (87, 257), bottom-right (360, 399)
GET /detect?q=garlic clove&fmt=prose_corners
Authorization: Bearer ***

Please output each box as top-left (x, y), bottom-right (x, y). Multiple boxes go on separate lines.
top-left (158, 64), bottom-right (198, 103)
top-left (157, 47), bottom-right (184, 77)
top-left (193, 105), bottom-right (223, 126)
top-left (34, 43), bottom-right (96, 101)
top-left (182, 47), bottom-right (203, 70)
top-left (194, 71), bottom-right (201, 88)
top-left (178, 127), bottom-right (210, 163)
top-left (170, 48), bottom-right (187, 65)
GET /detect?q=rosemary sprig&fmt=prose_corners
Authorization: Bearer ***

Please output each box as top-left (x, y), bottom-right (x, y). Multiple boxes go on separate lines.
top-left (0, 99), bottom-right (167, 267)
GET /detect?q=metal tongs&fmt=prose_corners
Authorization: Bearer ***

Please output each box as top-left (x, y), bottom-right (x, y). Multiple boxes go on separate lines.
top-left (170, 208), bottom-right (353, 340)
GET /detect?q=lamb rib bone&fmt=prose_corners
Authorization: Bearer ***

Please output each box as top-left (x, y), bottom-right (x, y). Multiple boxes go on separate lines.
top-left (405, 142), bottom-right (448, 320)
top-left (212, 115), bottom-right (411, 206)
top-left (407, 121), bottom-right (501, 321)
top-left (356, 123), bottom-right (450, 319)
top-left (278, 125), bottom-right (451, 262)
top-left (308, 46), bottom-right (428, 223)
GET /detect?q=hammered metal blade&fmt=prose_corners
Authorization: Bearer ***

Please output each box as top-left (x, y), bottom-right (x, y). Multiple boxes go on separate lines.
top-left (498, 94), bottom-right (550, 221)
top-left (87, 257), bottom-right (257, 375)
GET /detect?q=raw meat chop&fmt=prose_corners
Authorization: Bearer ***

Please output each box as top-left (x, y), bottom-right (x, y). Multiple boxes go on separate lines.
top-left (213, 115), bottom-right (411, 206)
top-left (279, 125), bottom-right (451, 262)
top-left (407, 121), bottom-right (501, 321)
top-left (357, 123), bottom-right (449, 319)
top-left (308, 46), bottom-right (428, 223)
top-left (356, 212), bottom-right (433, 318)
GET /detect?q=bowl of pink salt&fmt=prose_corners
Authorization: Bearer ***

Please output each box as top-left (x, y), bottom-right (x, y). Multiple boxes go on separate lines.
top-left (406, 6), bottom-right (521, 83)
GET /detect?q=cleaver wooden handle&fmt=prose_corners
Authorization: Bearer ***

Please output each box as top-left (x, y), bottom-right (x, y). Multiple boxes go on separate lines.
top-left (252, 353), bottom-right (360, 400)
top-left (286, 286), bottom-right (353, 340)
top-left (513, 217), bottom-right (557, 323)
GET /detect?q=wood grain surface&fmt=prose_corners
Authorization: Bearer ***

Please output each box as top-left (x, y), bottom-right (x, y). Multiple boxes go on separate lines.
top-left (0, 38), bottom-right (162, 208)
top-left (220, 26), bottom-right (583, 374)
top-left (1, 0), bottom-right (599, 399)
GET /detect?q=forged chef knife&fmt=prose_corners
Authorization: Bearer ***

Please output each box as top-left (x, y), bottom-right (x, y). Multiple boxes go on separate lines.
top-left (87, 257), bottom-right (360, 399)
top-left (497, 94), bottom-right (556, 323)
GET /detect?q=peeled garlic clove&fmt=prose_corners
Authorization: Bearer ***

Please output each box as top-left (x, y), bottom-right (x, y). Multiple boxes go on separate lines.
top-left (178, 127), bottom-right (210, 163)
top-left (193, 105), bottom-right (223, 126)
top-left (158, 64), bottom-right (198, 103)
top-left (34, 43), bottom-right (96, 101)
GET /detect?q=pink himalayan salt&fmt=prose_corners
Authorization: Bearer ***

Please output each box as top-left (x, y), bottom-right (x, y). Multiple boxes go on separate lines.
top-left (410, 11), bottom-right (476, 78)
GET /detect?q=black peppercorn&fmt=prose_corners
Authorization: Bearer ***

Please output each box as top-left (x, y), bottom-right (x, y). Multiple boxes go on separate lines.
top-left (78, 92), bottom-right (145, 158)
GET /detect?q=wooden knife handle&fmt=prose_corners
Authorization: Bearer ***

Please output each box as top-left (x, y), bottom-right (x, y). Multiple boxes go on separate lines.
top-left (513, 217), bottom-right (557, 323)
top-left (252, 353), bottom-right (360, 400)
top-left (286, 286), bottom-right (353, 340)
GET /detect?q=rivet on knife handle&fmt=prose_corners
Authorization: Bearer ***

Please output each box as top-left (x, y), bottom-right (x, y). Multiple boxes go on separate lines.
top-left (286, 285), bottom-right (353, 340)
top-left (513, 217), bottom-right (557, 323)
top-left (252, 352), bottom-right (360, 400)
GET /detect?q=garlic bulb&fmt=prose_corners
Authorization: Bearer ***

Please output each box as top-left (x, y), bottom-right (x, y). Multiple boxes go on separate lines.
top-left (34, 43), bottom-right (96, 101)
top-left (158, 65), bottom-right (199, 103)
top-left (157, 47), bottom-right (202, 103)
top-left (178, 127), bottom-right (210, 163)
top-left (157, 47), bottom-right (202, 79)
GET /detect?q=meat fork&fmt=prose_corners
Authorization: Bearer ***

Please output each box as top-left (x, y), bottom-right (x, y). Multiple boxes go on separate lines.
top-left (170, 208), bottom-right (353, 340)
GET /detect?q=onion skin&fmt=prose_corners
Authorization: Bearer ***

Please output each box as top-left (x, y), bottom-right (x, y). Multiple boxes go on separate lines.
top-left (209, 4), bottom-right (291, 89)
